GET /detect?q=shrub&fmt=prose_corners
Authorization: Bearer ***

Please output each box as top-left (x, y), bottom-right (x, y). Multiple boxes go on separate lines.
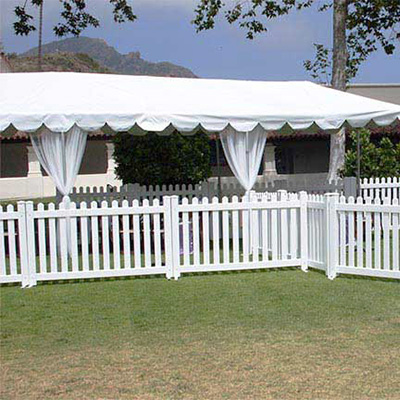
top-left (113, 131), bottom-right (212, 186)
top-left (342, 129), bottom-right (400, 178)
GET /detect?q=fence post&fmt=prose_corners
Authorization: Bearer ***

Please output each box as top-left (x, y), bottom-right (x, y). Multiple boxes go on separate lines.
top-left (170, 196), bottom-right (181, 280)
top-left (299, 191), bottom-right (308, 272)
top-left (343, 177), bottom-right (357, 199)
top-left (325, 193), bottom-right (339, 280)
top-left (17, 202), bottom-right (29, 288)
top-left (164, 195), bottom-right (180, 280)
top-left (25, 201), bottom-right (37, 287)
top-left (163, 196), bottom-right (173, 279)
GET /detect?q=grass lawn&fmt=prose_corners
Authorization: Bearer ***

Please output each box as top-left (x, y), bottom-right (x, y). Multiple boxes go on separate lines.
top-left (1, 269), bottom-right (399, 399)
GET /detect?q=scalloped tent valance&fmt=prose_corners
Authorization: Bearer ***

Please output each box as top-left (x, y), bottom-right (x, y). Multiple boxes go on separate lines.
top-left (0, 72), bottom-right (399, 136)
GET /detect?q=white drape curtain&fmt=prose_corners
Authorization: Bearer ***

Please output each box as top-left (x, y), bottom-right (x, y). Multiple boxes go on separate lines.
top-left (29, 125), bottom-right (88, 255)
top-left (29, 125), bottom-right (88, 197)
top-left (220, 125), bottom-right (267, 193)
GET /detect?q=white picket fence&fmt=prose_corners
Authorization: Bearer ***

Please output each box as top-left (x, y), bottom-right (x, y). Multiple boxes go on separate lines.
top-left (0, 204), bottom-right (29, 284)
top-left (69, 175), bottom-right (343, 204)
top-left (360, 177), bottom-right (400, 201)
top-left (0, 191), bottom-right (399, 287)
top-left (307, 193), bottom-right (400, 279)
top-left (68, 176), bottom-right (400, 205)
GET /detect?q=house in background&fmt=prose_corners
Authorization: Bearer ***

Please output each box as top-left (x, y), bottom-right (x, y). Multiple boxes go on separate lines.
top-left (266, 84), bottom-right (400, 176)
top-left (0, 82), bottom-right (399, 200)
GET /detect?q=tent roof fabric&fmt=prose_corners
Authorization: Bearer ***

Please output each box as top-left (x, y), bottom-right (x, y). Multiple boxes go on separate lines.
top-left (1, 72), bottom-right (399, 136)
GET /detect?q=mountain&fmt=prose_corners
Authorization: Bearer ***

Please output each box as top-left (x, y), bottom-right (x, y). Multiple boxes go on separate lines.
top-left (9, 52), bottom-right (112, 73)
top-left (19, 36), bottom-right (197, 78)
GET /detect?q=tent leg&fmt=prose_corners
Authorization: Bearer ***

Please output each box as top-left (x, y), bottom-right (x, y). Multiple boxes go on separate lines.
top-left (356, 129), bottom-right (361, 197)
top-left (216, 136), bottom-right (222, 200)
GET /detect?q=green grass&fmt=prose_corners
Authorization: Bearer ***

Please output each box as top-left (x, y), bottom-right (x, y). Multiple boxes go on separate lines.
top-left (1, 269), bottom-right (400, 399)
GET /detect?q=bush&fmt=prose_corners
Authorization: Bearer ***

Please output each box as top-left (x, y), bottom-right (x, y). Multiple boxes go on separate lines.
top-left (113, 131), bottom-right (212, 186)
top-left (341, 129), bottom-right (400, 178)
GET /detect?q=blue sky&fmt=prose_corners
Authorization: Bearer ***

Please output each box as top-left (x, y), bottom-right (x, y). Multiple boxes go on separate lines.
top-left (1, 0), bottom-right (399, 82)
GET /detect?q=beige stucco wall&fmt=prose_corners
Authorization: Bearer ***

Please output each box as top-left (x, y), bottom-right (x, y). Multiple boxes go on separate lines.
top-left (347, 84), bottom-right (400, 105)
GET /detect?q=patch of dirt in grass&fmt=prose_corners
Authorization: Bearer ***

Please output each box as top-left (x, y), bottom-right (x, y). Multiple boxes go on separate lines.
top-left (2, 328), bottom-right (400, 400)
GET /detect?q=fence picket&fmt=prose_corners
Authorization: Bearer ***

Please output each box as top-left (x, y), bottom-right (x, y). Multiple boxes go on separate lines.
top-left (80, 202), bottom-right (89, 272)
top-left (37, 203), bottom-right (47, 274)
top-left (112, 201), bottom-right (121, 270)
top-left (212, 197), bottom-right (220, 265)
top-left (153, 199), bottom-right (162, 268)
top-left (374, 197), bottom-right (381, 270)
top-left (365, 197), bottom-right (372, 269)
top-left (356, 197), bottom-right (364, 268)
top-left (47, 203), bottom-right (58, 273)
top-left (348, 198), bottom-right (355, 267)
top-left (279, 191), bottom-right (288, 260)
top-left (90, 201), bottom-right (100, 271)
top-left (321, 206), bottom-right (326, 263)
top-left (271, 200), bottom-right (278, 261)
top-left (121, 200), bottom-right (131, 269)
top-left (202, 197), bottom-right (210, 265)
top-left (222, 197), bottom-right (230, 264)
top-left (232, 196), bottom-right (240, 264)
top-left (0, 207), bottom-right (6, 276)
top-left (262, 204), bottom-right (268, 262)
top-left (143, 199), bottom-right (152, 268)
top-left (309, 206), bottom-right (314, 261)
top-left (382, 197), bottom-right (390, 270)
top-left (251, 193), bottom-right (260, 262)
top-left (242, 197), bottom-right (250, 263)
top-left (339, 197), bottom-right (346, 266)
top-left (59, 202), bottom-right (69, 273)
top-left (6, 205), bottom-right (17, 276)
top-left (290, 200), bottom-right (297, 259)
top-left (101, 201), bottom-right (110, 270)
top-left (182, 198), bottom-right (190, 266)
top-left (393, 198), bottom-right (399, 271)
top-left (132, 199), bottom-right (142, 269)
top-left (69, 202), bottom-right (79, 272)
top-left (192, 197), bottom-right (200, 266)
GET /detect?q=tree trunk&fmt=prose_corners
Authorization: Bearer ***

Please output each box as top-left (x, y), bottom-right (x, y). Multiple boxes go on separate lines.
top-left (38, 0), bottom-right (44, 72)
top-left (328, 0), bottom-right (348, 182)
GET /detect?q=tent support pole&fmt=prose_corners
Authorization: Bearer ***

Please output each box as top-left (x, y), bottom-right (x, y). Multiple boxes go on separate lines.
top-left (216, 135), bottom-right (222, 200)
top-left (356, 129), bottom-right (361, 197)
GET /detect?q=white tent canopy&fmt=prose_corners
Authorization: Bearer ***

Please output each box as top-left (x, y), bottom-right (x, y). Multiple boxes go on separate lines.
top-left (1, 72), bottom-right (400, 198)
top-left (0, 72), bottom-right (399, 135)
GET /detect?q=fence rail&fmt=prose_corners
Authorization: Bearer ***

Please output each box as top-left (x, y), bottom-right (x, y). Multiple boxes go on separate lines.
top-left (1, 189), bottom-right (399, 287)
